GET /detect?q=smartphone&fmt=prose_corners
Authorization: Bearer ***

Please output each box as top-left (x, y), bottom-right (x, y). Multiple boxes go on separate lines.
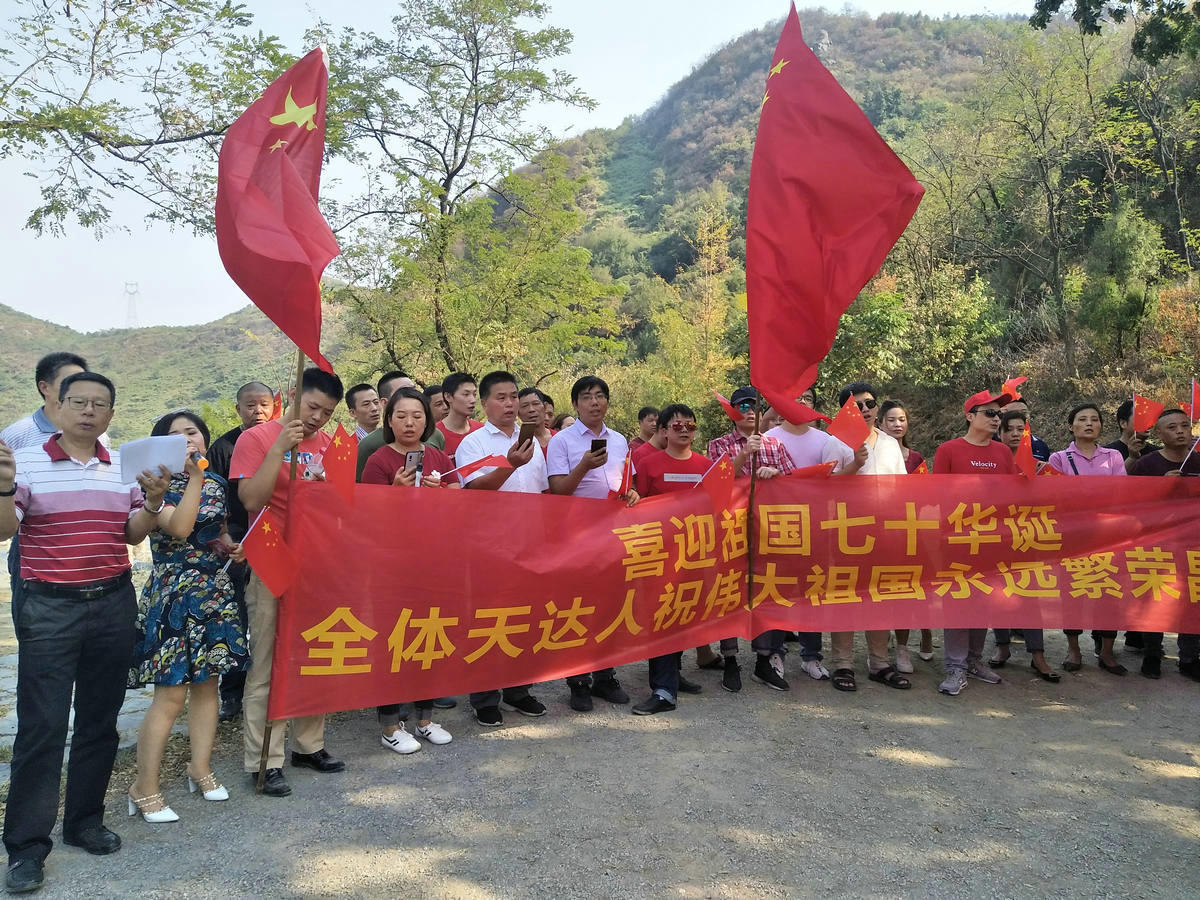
top-left (518, 422), bottom-right (537, 447)
top-left (590, 438), bottom-right (607, 455)
top-left (404, 449), bottom-right (424, 472)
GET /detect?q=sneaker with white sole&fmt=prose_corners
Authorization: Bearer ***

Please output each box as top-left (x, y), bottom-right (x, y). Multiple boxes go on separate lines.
top-left (967, 661), bottom-right (1002, 684)
top-left (895, 646), bottom-right (914, 674)
top-left (381, 726), bottom-right (421, 754)
top-left (800, 658), bottom-right (830, 681)
top-left (416, 722), bottom-right (453, 745)
top-left (938, 669), bottom-right (968, 696)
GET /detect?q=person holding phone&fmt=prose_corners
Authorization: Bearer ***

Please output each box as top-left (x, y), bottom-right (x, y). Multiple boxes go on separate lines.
top-left (457, 372), bottom-right (551, 726)
top-left (361, 387), bottom-right (458, 755)
top-left (547, 375), bottom-right (639, 712)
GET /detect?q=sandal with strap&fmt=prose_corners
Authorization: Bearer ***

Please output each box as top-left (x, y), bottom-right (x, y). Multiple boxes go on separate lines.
top-left (831, 668), bottom-right (857, 692)
top-left (187, 771), bottom-right (230, 802)
top-left (868, 666), bottom-right (911, 690)
top-left (127, 790), bottom-right (179, 823)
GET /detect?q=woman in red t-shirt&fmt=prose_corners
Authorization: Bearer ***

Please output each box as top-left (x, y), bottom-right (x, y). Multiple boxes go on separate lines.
top-left (361, 387), bottom-right (458, 755)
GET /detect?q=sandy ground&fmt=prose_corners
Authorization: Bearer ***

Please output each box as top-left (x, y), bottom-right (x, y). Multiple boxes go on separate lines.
top-left (2, 554), bottom-right (1198, 897)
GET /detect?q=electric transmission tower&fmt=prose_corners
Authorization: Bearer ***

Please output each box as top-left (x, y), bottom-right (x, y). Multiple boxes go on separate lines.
top-left (124, 282), bottom-right (140, 329)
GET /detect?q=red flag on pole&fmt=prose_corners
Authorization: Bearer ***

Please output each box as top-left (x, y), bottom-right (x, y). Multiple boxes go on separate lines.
top-left (911, 460), bottom-right (929, 475)
top-left (712, 392), bottom-right (745, 423)
top-left (826, 395), bottom-right (871, 451)
top-left (608, 451), bottom-right (635, 500)
top-left (698, 453), bottom-right (735, 511)
top-left (447, 455), bottom-right (513, 479)
top-left (745, 6), bottom-right (923, 426)
top-left (1132, 393), bottom-right (1164, 433)
top-left (1014, 424), bottom-right (1037, 479)
top-left (216, 47), bottom-right (339, 372)
top-left (270, 390), bottom-right (284, 421)
top-left (1002, 376), bottom-right (1028, 401)
top-left (784, 461), bottom-right (837, 478)
top-left (324, 423), bottom-right (357, 505)
top-left (242, 509), bottom-right (298, 597)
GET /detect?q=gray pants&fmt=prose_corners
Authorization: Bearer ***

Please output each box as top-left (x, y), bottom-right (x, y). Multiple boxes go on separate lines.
top-left (944, 628), bottom-right (987, 673)
top-left (470, 684), bottom-right (531, 711)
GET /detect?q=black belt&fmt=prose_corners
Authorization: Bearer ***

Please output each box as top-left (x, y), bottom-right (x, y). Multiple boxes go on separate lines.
top-left (22, 571), bottom-right (132, 601)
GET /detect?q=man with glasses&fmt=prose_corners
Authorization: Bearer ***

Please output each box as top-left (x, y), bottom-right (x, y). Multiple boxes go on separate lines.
top-left (932, 387), bottom-right (1015, 696)
top-left (1, 372), bottom-right (170, 893)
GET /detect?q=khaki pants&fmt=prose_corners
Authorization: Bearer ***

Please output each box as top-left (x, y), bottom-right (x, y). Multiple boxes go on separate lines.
top-left (243, 574), bottom-right (325, 772)
top-left (829, 630), bottom-right (891, 674)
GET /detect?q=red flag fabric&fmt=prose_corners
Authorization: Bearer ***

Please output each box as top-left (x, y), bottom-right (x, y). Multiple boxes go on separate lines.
top-left (1002, 376), bottom-right (1028, 401)
top-left (450, 455), bottom-right (512, 479)
top-left (784, 461), bottom-right (836, 478)
top-left (324, 424), bottom-right (357, 505)
top-left (1132, 393), bottom-right (1164, 433)
top-left (911, 460), bottom-right (929, 475)
top-left (826, 395), bottom-right (871, 451)
top-left (1039, 464), bottom-right (1064, 477)
top-left (242, 509), bottom-right (298, 597)
top-left (1184, 379), bottom-right (1198, 422)
top-left (215, 47), bottom-right (339, 371)
top-left (712, 391), bottom-right (745, 423)
top-left (608, 451), bottom-right (635, 500)
top-left (745, 6), bottom-right (923, 426)
top-left (1014, 424), bottom-right (1037, 479)
top-left (270, 390), bottom-right (284, 421)
top-left (699, 453), bottom-right (735, 510)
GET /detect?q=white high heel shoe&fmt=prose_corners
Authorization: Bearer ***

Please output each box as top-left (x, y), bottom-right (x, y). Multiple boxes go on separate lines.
top-left (127, 791), bottom-right (180, 823)
top-left (187, 771), bottom-right (229, 802)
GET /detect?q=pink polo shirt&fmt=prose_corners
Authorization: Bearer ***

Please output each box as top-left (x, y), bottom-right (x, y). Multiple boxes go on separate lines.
top-left (1047, 442), bottom-right (1126, 476)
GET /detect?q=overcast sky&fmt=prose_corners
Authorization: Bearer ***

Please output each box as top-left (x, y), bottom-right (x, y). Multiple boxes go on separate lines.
top-left (0, 0), bottom-right (1030, 332)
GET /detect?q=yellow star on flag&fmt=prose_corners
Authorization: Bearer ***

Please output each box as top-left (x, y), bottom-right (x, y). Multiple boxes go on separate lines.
top-left (333, 434), bottom-right (343, 447)
top-left (269, 139), bottom-right (288, 152)
top-left (768, 58), bottom-right (789, 77)
top-left (760, 91), bottom-right (769, 112)
top-left (268, 87), bottom-right (317, 131)
top-left (262, 521), bottom-right (272, 534)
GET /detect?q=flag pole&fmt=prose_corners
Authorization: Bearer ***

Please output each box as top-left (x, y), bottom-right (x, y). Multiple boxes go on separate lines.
top-left (745, 394), bottom-right (763, 616)
top-left (256, 346), bottom-right (307, 793)
top-left (1178, 434), bottom-right (1200, 474)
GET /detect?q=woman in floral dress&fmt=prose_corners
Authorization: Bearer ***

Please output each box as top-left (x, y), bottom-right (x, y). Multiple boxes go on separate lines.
top-left (127, 411), bottom-right (249, 822)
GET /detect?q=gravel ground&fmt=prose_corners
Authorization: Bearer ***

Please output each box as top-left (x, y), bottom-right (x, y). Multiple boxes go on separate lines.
top-left (6, 628), bottom-right (1198, 899)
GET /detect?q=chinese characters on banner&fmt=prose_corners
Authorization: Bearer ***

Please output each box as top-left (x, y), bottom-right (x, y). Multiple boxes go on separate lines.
top-left (268, 476), bottom-right (1200, 719)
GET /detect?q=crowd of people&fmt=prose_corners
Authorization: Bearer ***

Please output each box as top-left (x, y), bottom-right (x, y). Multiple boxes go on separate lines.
top-left (1, 351), bottom-right (1197, 893)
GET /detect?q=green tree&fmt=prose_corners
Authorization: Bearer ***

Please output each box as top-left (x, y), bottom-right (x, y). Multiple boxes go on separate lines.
top-left (1030, 1), bottom-right (1200, 64)
top-left (1081, 202), bottom-right (1167, 353)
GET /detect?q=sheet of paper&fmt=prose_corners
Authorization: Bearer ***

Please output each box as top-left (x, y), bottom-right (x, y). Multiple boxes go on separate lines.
top-left (119, 434), bottom-right (188, 484)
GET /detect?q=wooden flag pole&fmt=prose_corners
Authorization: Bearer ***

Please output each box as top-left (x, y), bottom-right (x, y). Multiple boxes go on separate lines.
top-left (744, 395), bottom-right (763, 614)
top-left (256, 347), bottom-right (306, 793)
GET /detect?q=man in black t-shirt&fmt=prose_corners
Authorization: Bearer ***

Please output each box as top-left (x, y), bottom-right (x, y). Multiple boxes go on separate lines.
top-left (1105, 398), bottom-right (1160, 473)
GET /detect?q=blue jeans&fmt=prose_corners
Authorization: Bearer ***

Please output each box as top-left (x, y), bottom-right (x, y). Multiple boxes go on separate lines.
top-left (752, 630), bottom-right (822, 661)
top-left (648, 652), bottom-right (682, 702)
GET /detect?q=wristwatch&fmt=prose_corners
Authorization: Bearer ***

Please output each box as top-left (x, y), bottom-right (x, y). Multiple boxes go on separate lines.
top-left (0, 485), bottom-right (15, 497)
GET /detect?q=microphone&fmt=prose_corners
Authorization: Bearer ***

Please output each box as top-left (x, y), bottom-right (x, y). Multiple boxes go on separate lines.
top-left (190, 451), bottom-right (209, 471)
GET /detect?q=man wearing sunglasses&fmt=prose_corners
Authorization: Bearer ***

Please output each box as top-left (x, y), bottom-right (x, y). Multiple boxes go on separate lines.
top-left (933, 388), bottom-right (1016, 696)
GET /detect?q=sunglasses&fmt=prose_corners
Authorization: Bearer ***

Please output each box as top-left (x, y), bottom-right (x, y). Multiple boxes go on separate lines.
top-left (735, 400), bottom-right (755, 412)
top-left (975, 408), bottom-right (1002, 418)
top-left (669, 421), bottom-right (698, 433)
top-left (856, 399), bottom-right (878, 411)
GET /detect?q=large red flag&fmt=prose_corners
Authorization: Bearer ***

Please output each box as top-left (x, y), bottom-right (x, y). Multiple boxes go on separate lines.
top-left (746, 7), bottom-right (923, 425)
top-left (216, 47), bottom-right (339, 372)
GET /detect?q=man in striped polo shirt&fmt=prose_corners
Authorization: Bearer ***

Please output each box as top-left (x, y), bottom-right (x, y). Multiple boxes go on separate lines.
top-left (0, 372), bottom-right (170, 895)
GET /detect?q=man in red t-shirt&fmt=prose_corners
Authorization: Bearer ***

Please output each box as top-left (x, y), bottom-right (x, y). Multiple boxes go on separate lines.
top-left (435, 372), bottom-right (483, 464)
top-left (933, 387), bottom-right (1015, 697)
top-left (229, 367), bottom-right (345, 797)
top-left (632, 405), bottom-right (710, 716)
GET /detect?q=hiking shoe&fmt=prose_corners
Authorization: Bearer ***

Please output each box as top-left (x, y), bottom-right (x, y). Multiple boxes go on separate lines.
top-left (800, 658), bottom-right (830, 681)
top-left (590, 678), bottom-right (629, 704)
top-left (939, 669), bottom-right (968, 696)
top-left (569, 683), bottom-right (594, 711)
top-left (752, 654), bottom-right (789, 691)
top-left (967, 661), bottom-right (1002, 684)
top-left (721, 657), bottom-right (742, 693)
top-left (502, 695), bottom-right (547, 717)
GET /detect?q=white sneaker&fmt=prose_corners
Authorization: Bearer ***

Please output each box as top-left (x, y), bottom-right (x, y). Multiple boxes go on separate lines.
top-left (769, 652), bottom-right (786, 679)
top-left (381, 726), bottom-right (421, 754)
top-left (938, 669), bottom-right (968, 696)
top-left (416, 722), bottom-right (453, 745)
top-left (895, 646), bottom-right (914, 674)
top-left (800, 658), bottom-right (830, 680)
top-left (967, 660), bottom-right (1002, 684)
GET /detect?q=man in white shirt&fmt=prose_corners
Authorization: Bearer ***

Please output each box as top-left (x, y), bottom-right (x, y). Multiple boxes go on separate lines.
top-left (456, 371), bottom-right (550, 726)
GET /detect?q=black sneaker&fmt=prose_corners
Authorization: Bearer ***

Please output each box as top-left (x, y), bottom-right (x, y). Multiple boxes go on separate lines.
top-left (5, 859), bottom-right (44, 894)
top-left (569, 683), bottom-right (593, 712)
top-left (590, 678), bottom-right (630, 704)
top-left (632, 695), bottom-right (676, 716)
top-left (474, 705), bottom-right (503, 726)
top-left (502, 695), bottom-right (547, 717)
top-left (722, 657), bottom-right (742, 693)
top-left (677, 674), bottom-right (703, 695)
top-left (752, 654), bottom-right (789, 691)
top-left (1141, 656), bottom-right (1162, 679)
top-left (1178, 659), bottom-right (1200, 682)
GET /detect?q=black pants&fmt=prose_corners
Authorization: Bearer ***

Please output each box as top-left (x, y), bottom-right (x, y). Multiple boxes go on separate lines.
top-left (565, 667), bottom-right (615, 688)
top-left (3, 582), bottom-right (137, 863)
top-left (219, 563), bottom-right (249, 705)
top-left (7, 536), bottom-right (21, 628)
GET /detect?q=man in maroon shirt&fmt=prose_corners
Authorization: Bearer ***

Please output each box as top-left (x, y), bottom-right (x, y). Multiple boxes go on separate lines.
top-left (934, 387), bottom-right (1015, 696)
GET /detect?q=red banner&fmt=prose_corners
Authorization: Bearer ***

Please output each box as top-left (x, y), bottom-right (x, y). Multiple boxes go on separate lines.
top-left (268, 476), bottom-right (1200, 719)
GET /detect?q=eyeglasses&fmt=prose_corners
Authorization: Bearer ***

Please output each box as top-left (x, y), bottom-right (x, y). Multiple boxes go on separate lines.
top-left (735, 400), bottom-right (755, 412)
top-left (974, 408), bottom-right (1001, 418)
top-left (64, 397), bottom-right (112, 411)
top-left (856, 399), bottom-right (878, 411)
top-left (669, 421), bottom-right (698, 433)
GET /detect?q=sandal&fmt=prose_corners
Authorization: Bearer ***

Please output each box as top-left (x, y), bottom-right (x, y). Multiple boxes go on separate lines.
top-left (867, 666), bottom-right (911, 690)
top-left (831, 668), bottom-right (857, 692)
top-left (1030, 661), bottom-right (1061, 683)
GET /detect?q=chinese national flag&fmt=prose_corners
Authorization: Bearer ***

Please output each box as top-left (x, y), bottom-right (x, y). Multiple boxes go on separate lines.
top-left (785, 461), bottom-right (836, 478)
top-left (452, 455), bottom-right (512, 479)
top-left (324, 424), bottom-right (357, 505)
top-left (1039, 463), bottom-right (1064, 476)
top-left (1014, 424), bottom-right (1037, 479)
top-left (608, 450), bottom-right (635, 500)
top-left (911, 460), bottom-right (929, 475)
top-left (1002, 376), bottom-right (1028, 401)
top-left (699, 453), bottom-right (735, 511)
top-left (1182, 379), bottom-right (1198, 422)
top-left (746, 6), bottom-right (923, 426)
top-left (1132, 393), bottom-right (1164, 433)
top-left (215, 47), bottom-right (339, 371)
top-left (242, 509), bottom-right (298, 597)
top-left (270, 390), bottom-right (284, 421)
top-left (826, 395), bottom-right (871, 451)
top-left (712, 392), bottom-right (745, 423)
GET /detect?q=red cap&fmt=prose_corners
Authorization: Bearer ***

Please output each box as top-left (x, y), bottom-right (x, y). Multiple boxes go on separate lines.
top-left (963, 388), bottom-right (1013, 417)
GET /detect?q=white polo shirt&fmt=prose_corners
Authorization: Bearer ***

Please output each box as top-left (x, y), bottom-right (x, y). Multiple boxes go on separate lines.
top-left (455, 419), bottom-right (548, 494)
top-left (546, 418), bottom-right (630, 499)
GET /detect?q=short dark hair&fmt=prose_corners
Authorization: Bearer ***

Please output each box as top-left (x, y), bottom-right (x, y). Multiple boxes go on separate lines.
top-left (1158, 408), bottom-right (1188, 423)
top-left (381, 386), bottom-right (435, 444)
top-left (377, 370), bottom-right (410, 398)
top-left (151, 410), bottom-right (211, 448)
top-left (518, 387), bottom-right (542, 400)
top-left (877, 400), bottom-right (909, 447)
top-left (1067, 403), bottom-right (1103, 426)
top-left (35, 352), bottom-right (87, 398)
top-left (570, 376), bottom-right (609, 405)
top-left (638, 406), bottom-right (660, 421)
top-left (479, 370), bottom-right (518, 401)
top-left (442, 372), bottom-right (476, 397)
top-left (1116, 399), bottom-right (1134, 425)
top-left (236, 381), bottom-right (272, 403)
top-left (301, 367), bottom-right (344, 403)
top-left (657, 403), bottom-right (696, 429)
top-left (423, 384), bottom-right (446, 402)
top-left (58, 371), bottom-right (116, 406)
top-left (552, 412), bottom-right (573, 430)
top-left (838, 381), bottom-right (878, 407)
top-left (999, 410), bottom-right (1027, 431)
top-left (346, 383), bottom-right (374, 410)
top-left (538, 391), bottom-right (554, 407)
